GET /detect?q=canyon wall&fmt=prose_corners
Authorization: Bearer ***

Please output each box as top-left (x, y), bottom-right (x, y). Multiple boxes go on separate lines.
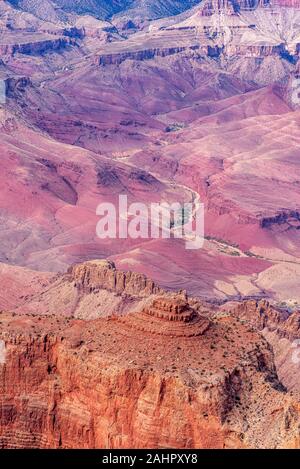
top-left (0, 36), bottom-right (75, 57)
top-left (1, 284), bottom-right (300, 449)
top-left (68, 260), bottom-right (162, 297)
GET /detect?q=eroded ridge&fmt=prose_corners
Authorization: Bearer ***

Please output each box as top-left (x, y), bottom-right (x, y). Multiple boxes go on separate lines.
top-left (69, 260), bottom-right (162, 297)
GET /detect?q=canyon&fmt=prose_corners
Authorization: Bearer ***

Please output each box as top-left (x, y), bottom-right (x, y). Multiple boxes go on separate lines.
top-left (0, 0), bottom-right (300, 450)
top-left (1, 260), bottom-right (300, 449)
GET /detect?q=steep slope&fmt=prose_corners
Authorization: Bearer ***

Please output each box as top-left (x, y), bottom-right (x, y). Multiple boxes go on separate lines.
top-left (1, 0), bottom-right (300, 304)
top-left (113, 0), bottom-right (203, 21)
top-left (53, 0), bottom-right (130, 19)
top-left (6, 0), bottom-right (203, 21)
top-left (228, 300), bottom-right (300, 392)
top-left (0, 104), bottom-right (192, 272)
top-left (4, 260), bottom-right (165, 319)
top-left (6, 0), bottom-right (69, 23)
top-left (1, 281), bottom-right (300, 448)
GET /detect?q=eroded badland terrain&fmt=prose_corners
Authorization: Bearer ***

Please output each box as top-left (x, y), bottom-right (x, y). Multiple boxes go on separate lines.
top-left (1, 0), bottom-right (300, 448)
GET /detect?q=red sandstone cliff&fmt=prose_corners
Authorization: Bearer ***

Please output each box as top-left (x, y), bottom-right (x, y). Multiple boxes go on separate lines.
top-left (1, 264), bottom-right (300, 449)
top-left (229, 300), bottom-right (300, 392)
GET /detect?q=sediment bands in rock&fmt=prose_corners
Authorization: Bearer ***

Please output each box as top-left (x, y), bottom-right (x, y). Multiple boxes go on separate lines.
top-left (2, 0), bottom-right (300, 451)
top-left (119, 295), bottom-right (211, 337)
top-left (69, 260), bottom-right (162, 297)
top-left (1, 283), bottom-right (300, 448)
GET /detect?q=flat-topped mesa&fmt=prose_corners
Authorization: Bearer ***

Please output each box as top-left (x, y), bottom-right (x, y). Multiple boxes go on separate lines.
top-left (119, 294), bottom-right (211, 337)
top-left (68, 259), bottom-right (162, 297)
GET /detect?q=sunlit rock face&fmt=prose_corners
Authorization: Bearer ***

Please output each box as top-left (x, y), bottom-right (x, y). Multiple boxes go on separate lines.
top-left (1, 262), bottom-right (300, 449)
top-left (1, 0), bottom-right (300, 450)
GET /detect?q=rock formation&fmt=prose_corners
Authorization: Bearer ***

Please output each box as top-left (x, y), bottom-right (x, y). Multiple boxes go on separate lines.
top-left (69, 260), bottom-right (162, 297)
top-left (1, 0), bottom-right (300, 450)
top-left (119, 294), bottom-right (211, 336)
top-left (0, 35), bottom-right (75, 57)
top-left (1, 0), bottom-right (300, 302)
top-left (228, 300), bottom-right (300, 391)
top-left (1, 293), bottom-right (300, 449)
top-left (231, 299), bottom-right (300, 341)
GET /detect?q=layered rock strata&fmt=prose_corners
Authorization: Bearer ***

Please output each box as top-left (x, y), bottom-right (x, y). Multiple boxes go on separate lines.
top-left (1, 302), bottom-right (300, 449)
top-left (69, 260), bottom-right (162, 297)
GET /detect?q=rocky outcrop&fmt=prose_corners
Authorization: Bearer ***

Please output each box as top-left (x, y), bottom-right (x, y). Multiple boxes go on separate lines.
top-left (94, 42), bottom-right (278, 67)
top-left (94, 42), bottom-right (287, 67)
top-left (227, 44), bottom-right (286, 58)
top-left (5, 77), bottom-right (30, 99)
top-left (95, 46), bottom-right (199, 66)
top-left (230, 300), bottom-right (300, 393)
top-left (0, 35), bottom-right (75, 57)
top-left (1, 302), bottom-right (300, 449)
top-left (119, 294), bottom-right (211, 337)
top-left (1, 263), bottom-right (300, 448)
top-left (231, 299), bottom-right (300, 341)
top-left (201, 0), bottom-right (270, 16)
top-left (5, 261), bottom-right (167, 319)
top-left (2, 0), bottom-right (300, 450)
top-left (68, 260), bottom-right (162, 297)
top-left (232, 299), bottom-right (288, 329)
